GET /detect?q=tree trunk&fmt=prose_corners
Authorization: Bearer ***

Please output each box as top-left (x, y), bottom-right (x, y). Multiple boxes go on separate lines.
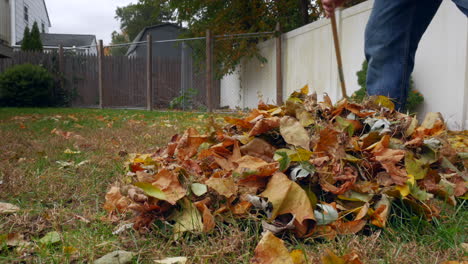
top-left (299, 0), bottom-right (310, 25)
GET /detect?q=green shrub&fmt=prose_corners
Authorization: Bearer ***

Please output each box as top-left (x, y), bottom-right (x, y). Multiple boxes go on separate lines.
top-left (169, 88), bottom-right (200, 110)
top-left (0, 64), bottom-right (57, 107)
top-left (352, 60), bottom-right (424, 112)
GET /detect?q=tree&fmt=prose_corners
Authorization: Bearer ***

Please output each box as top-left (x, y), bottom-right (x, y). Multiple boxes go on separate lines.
top-left (29, 22), bottom-right (43, 52)
top-left (115, 0), bottom-right (174, 41)
top-left (167, 0), bottom-right (325, 76)
top-left (21, 26), bottom-right (32, 51)
top-left (109, 31), bottom-right (130, 56)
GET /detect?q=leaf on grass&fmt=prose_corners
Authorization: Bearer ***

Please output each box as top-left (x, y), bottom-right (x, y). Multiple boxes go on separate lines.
top-left (251, 231), bottom-right (304, 264)
top-left (0, 202), bottom-right (20, 214)
top-left (322, 249), bottom-right (363, 264)
top-left (280, 117), bottom-right (310, 150)
top-left (103, 186), bottom-right (131, 213)
top-left (94, 250), bottom-right (135, 264)
top-left (39, 231), bottom-right (61, 245)
top-left (370, 195), bottom-right (392, 228)
top-left (154, 257), bottom-right (188, 264)
top-left (172, 198), bottom-right (203, 240)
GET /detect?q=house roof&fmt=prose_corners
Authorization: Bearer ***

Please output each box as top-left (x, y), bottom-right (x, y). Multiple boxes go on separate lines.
top-left (42, 0), bottom-right (52, 27)
top-left (39, 33), bottom-right (96, 48)
top-left (126, 23), bottom-right (181, 56)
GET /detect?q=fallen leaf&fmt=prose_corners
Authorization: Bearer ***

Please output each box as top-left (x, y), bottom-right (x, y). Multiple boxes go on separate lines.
top-left (205, 177), bottom-right (237, 198)
top-left (249, 117), bottom-right (281, 137)
top-left (94, 250), bottom-right (135, 264)
top-left (172, 198), bottom-right (203, 239)
top-left (154, 257), bottom-right (188, 264)
top-left (39, 231), bottom-right (61, 245)
top-left (314, 204), bottom-right (338, 225)
top-left (280, 116), bottom-right (310, 150)
top-left (261, 172), bottom-right (316, 237)
top-left (194, 201), bottom-right (215, 232)
top-left (250, 231), bottom-right (296, 264)
top-left (191, 183), bottom-right (208, 197)
top-left (0, 202), bottom-right (20, 214)
top-left (134, 182), bottom-right (166, 200)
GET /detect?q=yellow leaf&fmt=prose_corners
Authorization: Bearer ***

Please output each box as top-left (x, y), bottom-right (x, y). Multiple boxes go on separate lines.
top-left (300, 84), bottom-right (309, 95)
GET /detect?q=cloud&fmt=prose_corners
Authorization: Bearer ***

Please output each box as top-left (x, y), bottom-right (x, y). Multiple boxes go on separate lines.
top-left (45, 0), bottom-right (134, 44)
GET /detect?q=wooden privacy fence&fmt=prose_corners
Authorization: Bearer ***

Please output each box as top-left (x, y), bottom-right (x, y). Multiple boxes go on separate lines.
top-left (0, 37), bottom-right (221, 110)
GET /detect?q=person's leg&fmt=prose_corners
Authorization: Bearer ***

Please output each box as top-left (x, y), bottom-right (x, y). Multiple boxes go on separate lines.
top-left (365, 0), bottom-right (442, 110)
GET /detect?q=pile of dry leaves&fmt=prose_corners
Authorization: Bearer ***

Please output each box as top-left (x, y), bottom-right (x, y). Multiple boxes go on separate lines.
top-left (103, 86), bottom-right (467, 263)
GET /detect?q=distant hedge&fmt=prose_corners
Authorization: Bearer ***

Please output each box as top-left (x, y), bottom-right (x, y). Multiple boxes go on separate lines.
top-left (0, 64), bottom-right (61, 107)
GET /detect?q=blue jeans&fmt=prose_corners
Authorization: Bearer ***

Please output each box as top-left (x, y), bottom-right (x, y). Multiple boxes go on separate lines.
top-left (365, 0), bottom-right (468, 110)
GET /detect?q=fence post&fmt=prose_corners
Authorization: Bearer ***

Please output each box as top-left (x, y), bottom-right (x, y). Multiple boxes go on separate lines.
top-left (146, 34), bottom-right (153, 111)
top-left (276, 22), bottom-right (283, 105)
top-left (206, 29), bottom-right (213, 112)
top-left (98, 39), bottom-right (104, 108)
top-left (58, 45), bottom-right (65, 92)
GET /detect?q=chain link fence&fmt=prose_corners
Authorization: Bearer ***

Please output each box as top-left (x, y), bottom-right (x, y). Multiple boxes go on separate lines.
top-left (0, 31), bottom-right (276, 112)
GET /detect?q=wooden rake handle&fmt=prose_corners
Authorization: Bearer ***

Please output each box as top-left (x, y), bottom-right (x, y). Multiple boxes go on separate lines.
top-left (330, 13), bottom-right (348, 98)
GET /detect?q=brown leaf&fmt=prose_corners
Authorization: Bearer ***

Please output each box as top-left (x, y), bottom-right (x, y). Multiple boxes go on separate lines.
top-left (261, 172), bottom-right (316, 237)
top-left (152, 169), bottom-right (186, 205)
top-left (333, 219), bottom-right (367, 235)
top-left (240, 138), bottom-right (276, 162)
top-left (194, 201), bottom-right (216, 232)
top-left (103, 186), bottom-right (130, 213)
top-left (280, 116), bottom-right (310, 150)
top-left (250, 231), bottom-right (297, 264)
top-left (175, 128), bottom-right (207, 160)
top-left (374, 148), bottom-right (407, 186)
top-left (225, 116), bottom-right (254, 129)
top-left (234, 155), bottom-right (278, 177)
top-left (205, 177), bottom-right (238, 198)
top-left (314, 127), bottom-right (346, 159)
top-left (249, 117), bottom-right (281, 137)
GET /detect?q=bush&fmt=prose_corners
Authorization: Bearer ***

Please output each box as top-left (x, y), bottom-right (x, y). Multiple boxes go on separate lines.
top-left (0, 64), bottom-right (57, 107)
top-left (352, 60), bottom-right (424, 112)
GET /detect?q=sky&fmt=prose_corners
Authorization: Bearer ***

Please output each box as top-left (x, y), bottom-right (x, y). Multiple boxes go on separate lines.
top-left (45, 0), bottom-right (134, 45)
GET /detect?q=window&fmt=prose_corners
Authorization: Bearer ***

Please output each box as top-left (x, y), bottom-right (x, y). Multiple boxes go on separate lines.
top-left (41, 22), bottom-right (45, 33)
top-left (24, 5), bottom-right (28, 23)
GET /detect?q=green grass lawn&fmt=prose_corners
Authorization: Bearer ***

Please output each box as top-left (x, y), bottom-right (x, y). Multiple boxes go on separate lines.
top-left (0, 108), bottom-right (466, 263)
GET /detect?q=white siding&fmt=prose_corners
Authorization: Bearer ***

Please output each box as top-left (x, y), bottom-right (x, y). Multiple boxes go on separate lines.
top-left (220, 0), bottom-right (468, 130)
top-left (14, 0), bottom-right (50, 44)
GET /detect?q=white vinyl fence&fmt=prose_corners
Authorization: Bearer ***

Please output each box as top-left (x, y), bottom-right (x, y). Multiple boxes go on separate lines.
top-left (220, 0), bottom-right (468, 130)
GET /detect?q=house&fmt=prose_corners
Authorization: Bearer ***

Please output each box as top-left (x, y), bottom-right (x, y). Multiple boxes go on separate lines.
top-left (126, 23), bottom-right (183, 58)
top-left (0, 0), bottom-right (12, 57)
top-left (8, 0), bottom-right (51, 46)
top-left (39, 33), bottom-right (98, 55)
